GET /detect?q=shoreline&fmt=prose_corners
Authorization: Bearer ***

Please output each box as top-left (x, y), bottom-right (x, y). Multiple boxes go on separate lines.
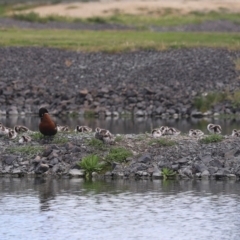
top-left (1, 132), bottom-right (240, 180)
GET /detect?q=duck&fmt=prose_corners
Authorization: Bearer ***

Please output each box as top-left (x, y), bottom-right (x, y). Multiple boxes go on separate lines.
top-left (14, 125), bottom-right (31, 134)
top-left (231, 129), bottom-right (240, 137)
top-left (151, 128), bottom-right (162, 138)
top-left (8, 128), bottom-right (17, 139)
top-left (95, 127), bottom-right (113, 143)
top-left (189, 129), bottom-right (204, 138)
top-left (19, 135), bottom-right (32, 144)
top-left (38, 108), bottom-right (57, 136)
top-left (159, 126), bottom-right (169, 136)
top-left (57, 125), bottom-right (69, 132)
top-left (0, 125), bottom-right (11, 136)
top-left (75, 125), bottom-right (92, 133)
top-left (167, 127), bottom-right (181, 136)
top-left (207, 123), bottom-right (222, 134)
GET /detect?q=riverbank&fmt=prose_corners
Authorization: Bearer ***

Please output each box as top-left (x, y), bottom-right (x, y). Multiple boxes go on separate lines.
top-left (1, 132), bottom-right (240, 180)
top-left (1, 47), bottom-right (240, 118)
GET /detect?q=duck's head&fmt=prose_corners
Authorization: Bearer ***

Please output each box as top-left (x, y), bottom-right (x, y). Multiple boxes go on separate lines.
top-left (39, 108), bottom-right (48, 118)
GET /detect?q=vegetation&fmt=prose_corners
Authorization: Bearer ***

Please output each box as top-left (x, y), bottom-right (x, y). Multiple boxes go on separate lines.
top-left (161, 168), bottom-right (176, 180)
top-left (200, 134), bottom-right (224, 144)
top-left (52, 136), bottom-right (68, 144)
top-left (31, 132), bottom-right (44, 141)
top-left (115, 135), bottom-right (124, 142)
top-left (87, 138), bottom-right (106, 150)
top-left (78, 154), bottom-right (105, 178)
top-left (105, 147), bottom-right (132, 163)
top-left (6, 145), bottom-right (44, 156)
top-left (149, 138), bottom-right (176, 147)
top-left (1, 29), bottom-right (240, 52)
top-left (194, 90), bottom-right (240, 112)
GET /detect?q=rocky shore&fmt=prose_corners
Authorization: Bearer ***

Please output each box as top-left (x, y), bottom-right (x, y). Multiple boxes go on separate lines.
top-left (1, 132), bottom-right (240, 180)
top-left (0, 47), bottom-right (240, 118)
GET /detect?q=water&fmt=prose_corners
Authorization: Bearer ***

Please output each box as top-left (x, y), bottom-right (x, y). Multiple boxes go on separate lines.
top-left (0, 178), bottom-right (240, 240)
top-left (1, 115), bottom-right (240, 135)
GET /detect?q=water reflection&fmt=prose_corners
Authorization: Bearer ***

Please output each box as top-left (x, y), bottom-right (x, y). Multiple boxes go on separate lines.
top-left (1, 115), bottom-right (240, 135)
top-left (0, 178), bottom-right (240, 240)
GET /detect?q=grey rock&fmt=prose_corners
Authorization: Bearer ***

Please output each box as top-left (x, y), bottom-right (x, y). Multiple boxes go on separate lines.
top-left (3, 155), bottom-right (17, 165)
top-left (137, 153), bottom-right (152, 163)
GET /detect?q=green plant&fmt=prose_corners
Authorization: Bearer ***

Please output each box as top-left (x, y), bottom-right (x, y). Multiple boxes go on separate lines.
top-left (200, 134), bottom-right (224, 144)
top-left (161, 168), bottom-right (176, 180)
top-left (115, 135), bottom-right (124, 142)
top-left (6, 146), bottom-right (44, 156)
top-left (105, 147), bottom-right (132, 163)
top-left (78, 154), bottom-right (104, 178)
top-left (87, 138), bottom-right (106, 150)
top-left (52, 136), bottom-right (68, 144)
top-left (148, 138), bottom-right (176, 147)
top-left (83, 110), bottom-right (96, 118)
top-left (31, 132), bottom-right (45, 141)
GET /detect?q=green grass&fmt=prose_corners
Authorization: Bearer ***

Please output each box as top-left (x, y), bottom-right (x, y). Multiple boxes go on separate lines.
top-left (77, 154), bottom-right (105, 177)
top-left (105, 147), bottom-right (132, 163)
top-left (149, 138), bottom-right (176, 147)
top-left (87, 138), bottom-right (106, 150)
top-left (194, 90), bottom-right (240, 112)
top-left (1, 28), bottom-right (240, 52)
top-left (161, 167), bottom-right (176, 180)
top-left (6, 145), bottom-right (44, 156)
top-left (115, 135), bottom-right (124, 142)
top-left (200, 134), bottom-right (224, 144)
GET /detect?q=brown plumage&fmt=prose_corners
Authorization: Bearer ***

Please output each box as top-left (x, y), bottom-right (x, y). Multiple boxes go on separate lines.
top-left (38, 108), bottom-right (57, 136)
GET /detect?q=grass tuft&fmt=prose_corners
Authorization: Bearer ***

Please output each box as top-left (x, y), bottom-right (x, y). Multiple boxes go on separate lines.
top-left (6, 145), bottom-right (44, 156)
top-left (149, 138), bottom-right (176, 147)
top-left (200, 134), bottom-right (224, 144)
top-left (161, 167), bottom-right (176, 180)
top-left (78, 154), bottom-right (104, 178)
top-left (105, 147), bottom-right (132, 163)
top-left (87, 138), bottom-right (106, 150)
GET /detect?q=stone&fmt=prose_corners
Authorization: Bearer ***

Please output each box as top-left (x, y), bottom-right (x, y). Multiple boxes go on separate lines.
top-left (177, 157), bottom-right (189, 164)
top-left (137, 154), bottom-right (152, 163)
top-left (68, 169), bottom-right (85, 178)
top-left (201, 170), bottom-right (210, 177)
top-left (209, 159), bottom-right (223, 168)
top-left (4, 155), bottom-right (17, 165)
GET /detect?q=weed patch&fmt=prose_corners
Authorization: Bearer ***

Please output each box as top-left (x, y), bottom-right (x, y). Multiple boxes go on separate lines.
top-left (105, 147), bottom-right (132, 163)
top-left (6, 145), bottom-right (44, 156)
top-left (149, 138), bottom-right (176, 147)
top-left (87, 138), bottom-right (106, 150)
top-left (161, 168), bottom-right (176, 180)
top-left (200, 134), bottom-right (224, 144)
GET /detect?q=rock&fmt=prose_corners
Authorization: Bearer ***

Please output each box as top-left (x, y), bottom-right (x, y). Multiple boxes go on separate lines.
top-left (201, 170), bottom-right (210, 177)
top-left (68, 169), bottom-right (85, 178)
top-left (3, 155), bottom-right (17, 165)
top-left (209, 159), bottom-right (223, 168)
top-left (35, 163), bottom-right (49, 174)
top-left (137, 153), bottom-right (152, 163)
top-left (177, 157), bottom-right (189, 164)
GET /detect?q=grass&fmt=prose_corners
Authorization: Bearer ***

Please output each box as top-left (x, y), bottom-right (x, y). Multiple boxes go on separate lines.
top-left (161, 167), bottom-right (176, 180)
top-left (115, 135), bottom-right (124, 142)
top-left (200, 134), bottom-right (224, 144)
top-left (6, 145), bottom-right (44, 156)
top-left (77, 154), bottom-right (105, 178)
top-left (1, 28), bottom-right (240, 52)
top-left (149, 138), bottom-right (176, 147)
top-left (194, 90), bottom-right (240, 112)
top-left (87, 138), bottom-right (106, 150)
top-left (105, 147), bottom-right (132, 163)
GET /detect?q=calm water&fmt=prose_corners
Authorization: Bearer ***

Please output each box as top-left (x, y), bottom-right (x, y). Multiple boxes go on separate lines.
top-left (1, 115), bottom-right (240, 135)
top-left (0, 178), bottom-right (240, 240)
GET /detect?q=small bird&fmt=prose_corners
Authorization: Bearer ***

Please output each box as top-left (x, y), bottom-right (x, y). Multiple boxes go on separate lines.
top-left (8, 128), bottom-right (17, 139)
top-left (95, 127), bottom-right (113, 143)
top-left (0, 125), bottom-right (10, 136)
top-left (159, 126), bottom-right (169, 136)
top-left (19, 135), bottom-right (32, 144)
top-left (207, 124), bottom-right (222, 134)
top-left (167, 127), bottom-right (181, 136)
top-left (14, 125), bottom-right (31, 134)
top-left (152, 128), bottom-right (162, 138)
top-left (75, 125), bottom-right (92, 133)
top-left (231, 129), bottom-right (240, 137)
top-left (38, 108), bottom-right (57, 136)
top-left (189, 129), bottom-right (204, 138)
top-left (57, 125), bottom-right (69, 132)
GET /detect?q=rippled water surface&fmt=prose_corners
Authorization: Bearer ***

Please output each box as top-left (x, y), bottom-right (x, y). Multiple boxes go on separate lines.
top-left (0, 178), bottom-right (240, 240)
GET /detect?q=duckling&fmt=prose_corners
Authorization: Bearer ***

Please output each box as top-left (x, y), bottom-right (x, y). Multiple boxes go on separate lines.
top-left (167, 127), bottom-right (181, 136)
top-left (151, 128), bottom-right (162, 138)
top-left (95, 127), bottom-right (113, 143)
top-left (231, 129), bottom-right (240, 137)
top-left (19, 135), bottom-right (32, 144)
top-left (75, 125), bottom-right (92, 133)
top-left (38, 108), bottom-right (57, 136)
top-left (0, 125), bottom-right (10, 136)
top-left (57, 125), bottom-right (69, 132)
top-left (207, 124), bottom-right (222, 134)
top-left (14, 125), bottom-right (31, 134)
top-left (189, 129), bottom-right (204, 138)
top-left (8, 128), bottom-right (17, 139)
top-left (159, 126), bottom-right (169, 136)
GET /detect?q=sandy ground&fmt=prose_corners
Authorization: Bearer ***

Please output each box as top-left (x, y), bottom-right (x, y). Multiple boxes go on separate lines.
top-left (19, 0), bottom-right (240, 18)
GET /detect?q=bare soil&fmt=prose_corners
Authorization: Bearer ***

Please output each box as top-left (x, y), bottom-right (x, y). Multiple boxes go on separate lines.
top-left (16, 0), bottom-right (240, 18)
